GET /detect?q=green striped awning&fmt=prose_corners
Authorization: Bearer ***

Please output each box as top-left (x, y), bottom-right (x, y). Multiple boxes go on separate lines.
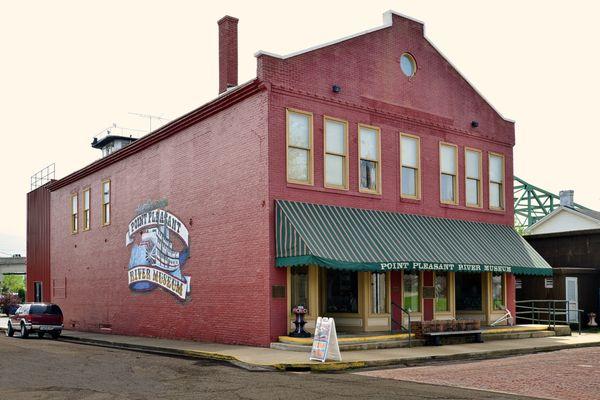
top-left (275, 200), bottom-right (552, 276)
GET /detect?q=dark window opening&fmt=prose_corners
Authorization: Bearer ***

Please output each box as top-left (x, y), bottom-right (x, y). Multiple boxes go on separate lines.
top-left (455, 273), bottom-right (482, 311)
top-left (326, 269), bottom-right (358, 313)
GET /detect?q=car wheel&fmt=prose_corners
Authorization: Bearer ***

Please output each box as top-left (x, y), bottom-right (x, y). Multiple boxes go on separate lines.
top-left (50, 331), bottom-right (61, 340)
top-left (6, 322), bottom-right (14, 337)
top-left (20, 322), bottom-right (29, 339)
top-left (37, 332), bottom-right (45, 339)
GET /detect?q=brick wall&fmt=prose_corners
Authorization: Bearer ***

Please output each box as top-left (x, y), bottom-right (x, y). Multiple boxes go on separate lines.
top-left (264, 13), bottom-right (516, 338)
top-left (50, 91), bottom-right (272, 346)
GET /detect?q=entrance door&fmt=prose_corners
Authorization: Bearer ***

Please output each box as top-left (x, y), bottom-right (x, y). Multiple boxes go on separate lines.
top-left (565, 277), bottom-right (578, 323)
top-left (34, 281), bottom-right (43, 302)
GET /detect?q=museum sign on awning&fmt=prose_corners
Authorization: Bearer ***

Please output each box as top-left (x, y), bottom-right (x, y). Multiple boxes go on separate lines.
top-left (275, 200), bottom-right (552, 276)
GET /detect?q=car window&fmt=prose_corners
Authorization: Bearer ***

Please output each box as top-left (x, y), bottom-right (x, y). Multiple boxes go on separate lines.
top-left (14, 307), bottom-right (22, 314)
top-left (30, 304), bottom-right (63, 315)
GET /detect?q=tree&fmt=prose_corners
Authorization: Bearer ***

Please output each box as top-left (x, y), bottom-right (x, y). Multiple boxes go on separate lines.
top-left (1, 275), bottom-right (25, 295)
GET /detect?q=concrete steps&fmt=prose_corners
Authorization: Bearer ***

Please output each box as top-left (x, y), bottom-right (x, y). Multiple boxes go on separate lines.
top-left (271, 325), bottom-right (569, 352)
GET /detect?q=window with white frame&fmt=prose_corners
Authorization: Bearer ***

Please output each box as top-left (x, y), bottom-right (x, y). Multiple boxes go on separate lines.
top-left (324, 117), bottom-right (348, 189)
top-left (440, 143), bottom-right (458, 204)
top-left (465, 149), bottom-right (482, 207)
top-left (400, 134), bottom-right (420, 199)
top-left (489, 153), bottom-right (505, 209)
top-left (286, 109), bottom-right (313, 184)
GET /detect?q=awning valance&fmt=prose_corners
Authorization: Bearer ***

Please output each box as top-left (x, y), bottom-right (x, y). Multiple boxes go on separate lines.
top-left (275, 200), bottom-right (552, 276)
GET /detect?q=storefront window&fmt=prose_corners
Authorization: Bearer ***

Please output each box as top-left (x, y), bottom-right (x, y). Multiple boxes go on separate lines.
top-left (290, 266), bottom-right (309, 312)
top-left (492, 273), bottom-right (505, 310)
top-left (455, 273), bottom-right (482, 311)
top-left (326, 269), bottom-right (358, 313)
top-left (371, 272), bottom-right (387, 314)
top-left (434, 272), bottom-right (449, 312)
top-left (403, 271), bottom-right (420, 312)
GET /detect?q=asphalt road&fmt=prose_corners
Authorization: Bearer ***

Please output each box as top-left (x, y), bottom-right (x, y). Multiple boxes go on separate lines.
top-left (0, 335), bottom-right (536, 400)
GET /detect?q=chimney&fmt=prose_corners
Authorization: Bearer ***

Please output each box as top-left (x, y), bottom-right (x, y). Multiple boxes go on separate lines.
top-left (218, 15), bottom-right (239, 94)
top-left (559, 190), bottom-right (574, 207)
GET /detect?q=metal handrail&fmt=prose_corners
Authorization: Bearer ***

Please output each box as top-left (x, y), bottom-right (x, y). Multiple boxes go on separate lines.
top-left (391, 301), bottom-right (411, 347)
top-left (515, 299), bottom-right (582, 334)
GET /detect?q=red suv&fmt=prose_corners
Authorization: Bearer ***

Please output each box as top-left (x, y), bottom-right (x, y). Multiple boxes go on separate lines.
top-left (6, 303), bottom-right (63, 339)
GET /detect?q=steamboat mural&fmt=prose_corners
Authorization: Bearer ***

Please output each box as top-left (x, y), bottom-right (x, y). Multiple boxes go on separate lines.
top-left (126, 202), bottom-right (191, 300)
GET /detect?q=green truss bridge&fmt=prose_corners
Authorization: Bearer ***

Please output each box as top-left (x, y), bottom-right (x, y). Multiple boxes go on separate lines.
top-left (514, 176), bottom-right (590, 229)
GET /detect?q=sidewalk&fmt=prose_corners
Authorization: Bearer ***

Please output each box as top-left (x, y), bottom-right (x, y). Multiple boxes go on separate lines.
top-left (2, 317), bottom-right (599, 371)
top-left (28, 332), bottom-right (600, 370)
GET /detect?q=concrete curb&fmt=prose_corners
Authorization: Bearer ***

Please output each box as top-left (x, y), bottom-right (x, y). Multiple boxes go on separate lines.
top-left (3, 326), bottom-right (600, 372)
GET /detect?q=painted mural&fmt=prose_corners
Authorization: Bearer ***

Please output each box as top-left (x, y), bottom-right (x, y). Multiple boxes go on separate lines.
top-left (125, 202), bottom-right (191, 300)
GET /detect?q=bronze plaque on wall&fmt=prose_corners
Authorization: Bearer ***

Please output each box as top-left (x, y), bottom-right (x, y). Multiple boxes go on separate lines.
top-left (422, 286), bottom-right (435, 299)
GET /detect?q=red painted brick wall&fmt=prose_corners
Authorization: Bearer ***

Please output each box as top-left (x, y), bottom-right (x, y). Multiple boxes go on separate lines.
top-left (218, 16), bottom-right (239, 94)
top-left (26, 185), bottom-right (52, 302)
top-left (32, 13), bottom-right (521, 346)
top-left (50, 91), bottom-right (272, 346)
top-left (264, 13), bottom-right (516, 338)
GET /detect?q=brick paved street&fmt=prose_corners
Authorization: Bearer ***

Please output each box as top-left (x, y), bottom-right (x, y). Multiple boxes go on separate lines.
top-left (358, 346), bottom-right (600, 400)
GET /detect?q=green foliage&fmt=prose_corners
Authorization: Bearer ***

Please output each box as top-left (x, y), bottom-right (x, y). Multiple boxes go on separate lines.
top-left (1, 275), bottom-right (25, 295)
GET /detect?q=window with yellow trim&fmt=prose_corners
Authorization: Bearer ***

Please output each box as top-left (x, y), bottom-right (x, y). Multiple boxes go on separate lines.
top-left (440, 143), bottom-right (458, 204)
top-left (290, 266), bottom-right (309, 312)
top-left (286, 109), bottom-right (313, 184)
top-left (489, 153), bottom-right (505, 209)
top-left (70, 194), bottom-right (78, 233)
top-left (83, 188), bottom-right (90, 230)
top-left (371, 272), bottom-right (387, 314)
top-left (434, 271), bottom-right (449, 312)
top-left (102, 180), bottom-right (111, 226)
top-left (492, 273), bottom-right (505, 310)
top-left (400, 134), bottom-right (420, 198)
top-left (359, 125), bottom-right (380, 193)
top-left (403, 271), bottom-right (420, 312)
top-left (465, 149), bottom-right (482, 207)
top-left (324, 117), bottom-right (348, 189)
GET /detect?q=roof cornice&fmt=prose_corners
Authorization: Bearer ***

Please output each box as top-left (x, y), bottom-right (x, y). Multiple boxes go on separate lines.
top-left (47, 79), bottom-right (263, 192)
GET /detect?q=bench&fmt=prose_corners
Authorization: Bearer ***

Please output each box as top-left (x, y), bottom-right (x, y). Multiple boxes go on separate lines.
top-left (424, 330), bottom-right (484, 346)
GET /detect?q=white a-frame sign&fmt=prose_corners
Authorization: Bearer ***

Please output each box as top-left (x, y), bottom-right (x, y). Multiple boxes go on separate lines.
top-left (309, 317), bottom-right (342, 362)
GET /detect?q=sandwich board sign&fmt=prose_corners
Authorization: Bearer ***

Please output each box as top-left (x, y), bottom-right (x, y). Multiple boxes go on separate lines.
top-left (309, 317), bottom-right (341, 362)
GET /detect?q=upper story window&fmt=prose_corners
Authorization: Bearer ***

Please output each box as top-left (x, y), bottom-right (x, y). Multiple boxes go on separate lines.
top-left (286, 109), bottom-right (313, 185)
top-left (400, 134), bottom-right (420, 199)
top-left (489, 153), bottom-right (505, 210)
top-left (70, 193), bottom-right (78, 234)
top-left (358, 124), bottom-right (381, 194)
top-left (400, 53), bottom-right (417, 77)
top-left (324, 117), bottom-right (348, 190)
top-left (102, 180), bottom-right (111, 226)
top-left (440, 143), bottom-right (458, 204)
top-left (83, 188), bottom-right (90, 230)
top-left (465, 148), bottom-right (482, 207)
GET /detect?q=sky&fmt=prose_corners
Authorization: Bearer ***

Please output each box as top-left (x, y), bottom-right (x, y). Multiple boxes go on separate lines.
top-left (1, 1), bottom-right (599, 255)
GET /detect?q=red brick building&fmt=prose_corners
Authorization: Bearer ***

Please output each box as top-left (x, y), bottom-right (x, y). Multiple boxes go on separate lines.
top-left (27, 11), bottom-right (551, 346)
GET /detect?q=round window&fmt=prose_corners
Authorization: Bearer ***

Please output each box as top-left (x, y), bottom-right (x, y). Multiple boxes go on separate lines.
top-left (400, 53), bottom-right (417, 77)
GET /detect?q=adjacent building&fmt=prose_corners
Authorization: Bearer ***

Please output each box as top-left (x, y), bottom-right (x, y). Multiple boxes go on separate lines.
top-left (520, 190), bottom-right (600, 326)
top-left (27, 11), bottom-right (551, 346)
